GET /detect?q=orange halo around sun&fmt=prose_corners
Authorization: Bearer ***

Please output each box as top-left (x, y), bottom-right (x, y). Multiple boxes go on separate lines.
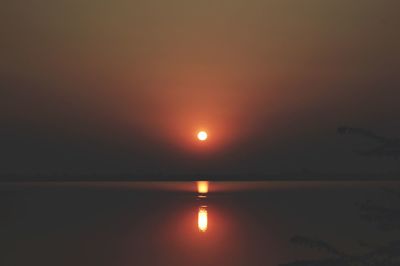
top-left (197, 131), bottom-right (208, 141)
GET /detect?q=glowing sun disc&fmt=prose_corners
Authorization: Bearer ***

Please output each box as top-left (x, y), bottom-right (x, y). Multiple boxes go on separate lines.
top-left (197, 131), bottom-right (208, 141)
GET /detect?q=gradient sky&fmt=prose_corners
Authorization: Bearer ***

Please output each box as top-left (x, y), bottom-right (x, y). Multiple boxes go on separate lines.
top-left (1, 0), bottom-right (400, 178)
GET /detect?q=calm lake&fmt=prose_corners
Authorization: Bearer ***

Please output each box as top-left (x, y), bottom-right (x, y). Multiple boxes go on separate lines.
top-left (1, 181), bottom-right (399, 266)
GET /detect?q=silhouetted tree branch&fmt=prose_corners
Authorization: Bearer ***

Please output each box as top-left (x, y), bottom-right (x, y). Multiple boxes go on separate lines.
top-left (281, 190), bottom-right (400, 266)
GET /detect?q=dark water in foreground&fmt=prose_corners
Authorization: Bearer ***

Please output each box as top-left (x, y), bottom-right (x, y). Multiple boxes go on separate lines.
top-left (1, 181), bottom-right (399, 266)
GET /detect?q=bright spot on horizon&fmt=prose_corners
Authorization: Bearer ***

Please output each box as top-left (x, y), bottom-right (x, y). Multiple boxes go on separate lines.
top-left (197, 181), bottom-right (209, 194)
top-left (198, 207), bottom-right (208, 232)
top-left (197, 131), bottom-right (208, 141)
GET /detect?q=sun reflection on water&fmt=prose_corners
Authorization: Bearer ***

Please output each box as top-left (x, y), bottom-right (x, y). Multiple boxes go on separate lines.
top-left (196, 181), bottom-right (209, 232)
top-left (198, 206), bottom-right (208, 232)
top-left (197, 181), bottom-right (209, 194)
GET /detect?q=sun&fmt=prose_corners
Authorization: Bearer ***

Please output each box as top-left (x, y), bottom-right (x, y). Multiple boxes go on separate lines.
top-left (197, 131), bottom-right (208, 141)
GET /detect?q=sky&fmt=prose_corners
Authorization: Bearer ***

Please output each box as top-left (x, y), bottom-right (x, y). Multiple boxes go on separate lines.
top-left (1, 0), bottom-right (400, 179)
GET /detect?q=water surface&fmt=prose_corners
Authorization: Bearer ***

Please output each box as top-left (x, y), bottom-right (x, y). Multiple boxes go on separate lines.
top-left (1, 181), bottom-right (399, 266)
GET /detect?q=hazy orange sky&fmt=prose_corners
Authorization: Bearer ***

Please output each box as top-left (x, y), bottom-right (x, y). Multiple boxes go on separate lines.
top-left (1, 0), bottom-right (400, 177)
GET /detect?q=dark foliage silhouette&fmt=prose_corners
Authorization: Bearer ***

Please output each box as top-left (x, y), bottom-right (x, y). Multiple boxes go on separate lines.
top-left (338, 126), bottom-right (400, 158)
top-left (280, 128), bottom-right (400, 265)
top-left (280, 189), bottom-right (400, 265)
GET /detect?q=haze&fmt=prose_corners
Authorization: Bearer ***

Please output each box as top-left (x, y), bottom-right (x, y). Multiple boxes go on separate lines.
top-left (1, 0), bottom-right (400, 178)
